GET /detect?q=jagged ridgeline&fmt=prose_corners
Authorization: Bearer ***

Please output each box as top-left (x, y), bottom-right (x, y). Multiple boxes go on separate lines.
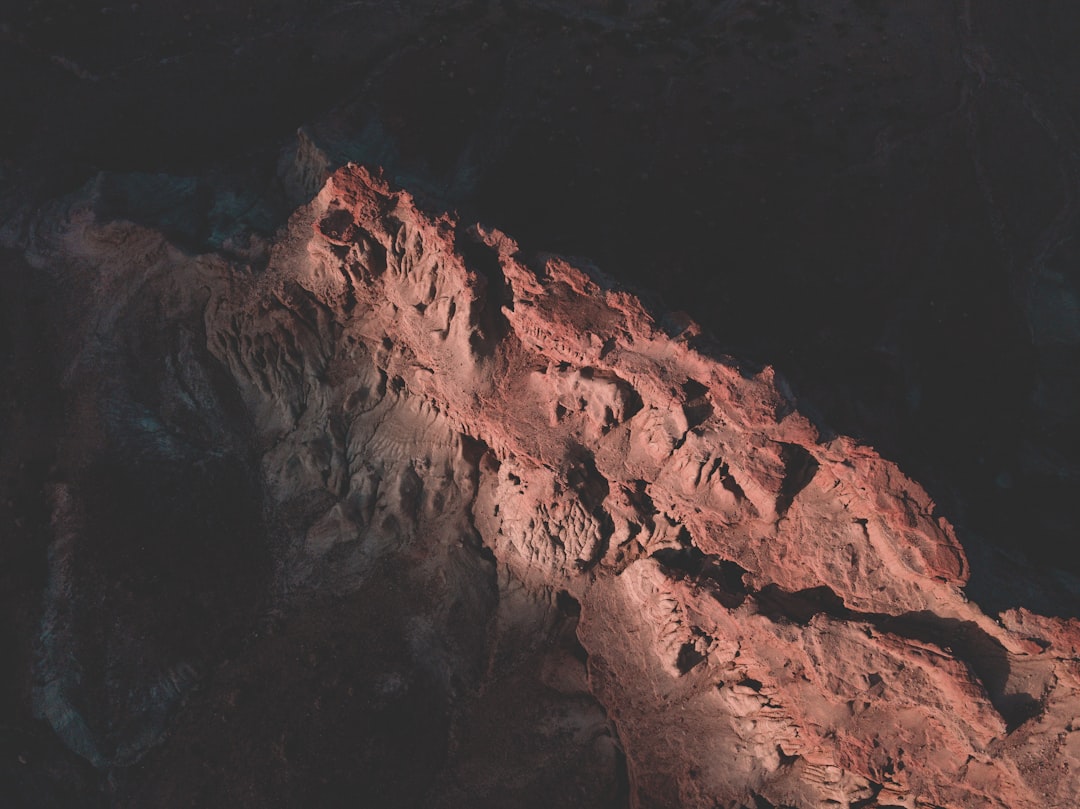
top-left (11, 165), bottom-right (1080, 808)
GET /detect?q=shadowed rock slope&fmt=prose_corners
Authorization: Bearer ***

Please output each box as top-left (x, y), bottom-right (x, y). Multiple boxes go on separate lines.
top-left (5, 164), bottom-right (1080, 807)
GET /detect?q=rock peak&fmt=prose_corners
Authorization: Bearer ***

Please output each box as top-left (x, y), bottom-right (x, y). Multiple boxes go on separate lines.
top-left (14, 164), bottom-right (1080, 808)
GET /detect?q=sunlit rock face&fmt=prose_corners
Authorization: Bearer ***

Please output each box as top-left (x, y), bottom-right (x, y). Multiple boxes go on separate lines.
top-left (10, 165), bottom-right (1080, 808)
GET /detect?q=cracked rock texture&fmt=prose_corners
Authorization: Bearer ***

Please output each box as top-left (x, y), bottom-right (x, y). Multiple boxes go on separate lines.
top-left (6, 0), bottom-right (1080, 575)
top-left (5, 164), bottom-right (1080, 807)
top-left (5, 5), bottom-right (1080, 805)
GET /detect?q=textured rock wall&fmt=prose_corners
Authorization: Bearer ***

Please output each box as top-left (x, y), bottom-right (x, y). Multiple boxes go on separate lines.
top-left (8, 164), bottom-right (1080, 807)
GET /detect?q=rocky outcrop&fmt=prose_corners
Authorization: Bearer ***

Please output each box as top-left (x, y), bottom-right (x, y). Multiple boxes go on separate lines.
top-left (11, 164), bottom-right (1080, 807)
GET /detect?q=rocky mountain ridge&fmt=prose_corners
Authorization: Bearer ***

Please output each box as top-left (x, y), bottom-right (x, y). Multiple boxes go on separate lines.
top-left (4, 163), bottom-right (1079, 807)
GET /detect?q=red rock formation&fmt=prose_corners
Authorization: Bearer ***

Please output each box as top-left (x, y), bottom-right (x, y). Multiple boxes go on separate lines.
top-left (16, 164), bottom-right (1080, 807)
top-left (298, 166), bottom-right (1080, 808)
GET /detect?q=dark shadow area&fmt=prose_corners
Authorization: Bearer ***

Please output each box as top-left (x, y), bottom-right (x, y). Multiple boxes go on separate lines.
top-left (608, 736), bottom-right (631, 809)
top-left (877, 612), bottom-right (1042, 733)
top-left (0, 253), bottom-right (100, 804)
top-left (748, 580), bottom-right (1042, 732)
top-left (456, 223), bottom-right (513, 356)
top-left (962, 528), bottom-right (1080, 618)
top-left (0, 723), bottom-right (105, 809)
top-left (774, 443), bottom-right (820, 517)
top-left (111, 590), bottom-right (452, 808)
top-left (681, 379), bottom-right (714, 431)
top-left (652, 545), bottom-right (750, 610)
top-left (676, 641), bottom-right (707, 675)
top-left (849, 781), bottom-right (886, 808)
top-left (755, 584), bottom-right (849, 626)
top-left (566, 444), bottom-right (616, 571)
top-left (750, 791), bottom-right (797, 809)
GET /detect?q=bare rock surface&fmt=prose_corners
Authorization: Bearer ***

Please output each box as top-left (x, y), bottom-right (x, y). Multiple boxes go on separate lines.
top-left (7, 164), bottom-right (1080, 806)
top-left (5, 0), bottom-right (1080, 583)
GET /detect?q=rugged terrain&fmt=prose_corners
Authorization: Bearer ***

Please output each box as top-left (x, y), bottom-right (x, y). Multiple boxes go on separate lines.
top-left (3, 1), bottom-right (1080, 807)
top-left (1, 163), bottom-right (1078, 807)
top-left (5, 0), bottom-right (1080, 584)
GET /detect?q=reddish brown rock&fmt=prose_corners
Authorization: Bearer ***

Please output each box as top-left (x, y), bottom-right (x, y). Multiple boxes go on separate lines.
top-left (13, 164), bottom-right (1080, 807)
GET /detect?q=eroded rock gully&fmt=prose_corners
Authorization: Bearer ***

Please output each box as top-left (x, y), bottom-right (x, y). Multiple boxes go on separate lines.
top-left (7, 164), bottom-right (1080, 808)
